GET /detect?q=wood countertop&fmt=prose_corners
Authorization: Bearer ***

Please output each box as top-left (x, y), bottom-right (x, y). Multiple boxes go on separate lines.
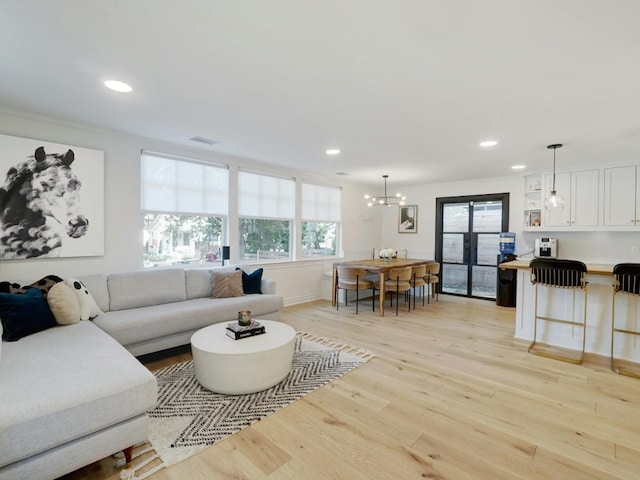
top-left (499, 258), bottom-right (614, 275)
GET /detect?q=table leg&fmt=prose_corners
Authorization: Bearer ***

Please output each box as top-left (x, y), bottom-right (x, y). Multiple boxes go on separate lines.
top-left (331, 267), bottom-right (337, 307)
top-left (379, 272), bottom-right (385, 316)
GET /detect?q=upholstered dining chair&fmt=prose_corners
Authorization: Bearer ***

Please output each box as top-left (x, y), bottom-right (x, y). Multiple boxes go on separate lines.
top-left (374, 266), bottom-right (412, 316)
top-left (336, 266), bottom-right (374, 314)
top-left (395, 249), bottom-right (408, 259)
top-left (410, 263), bottom-right (427, 308)
top-left (424, 262), bottom-right (440, 303)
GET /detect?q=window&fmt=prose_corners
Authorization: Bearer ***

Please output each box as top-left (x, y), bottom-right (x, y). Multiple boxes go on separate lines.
top-left (238, 170), bottom-right (294, 261)
top-left (301, 182), bottom-right (341, 256)
top-left (141, 152), bottom-right (228, 267)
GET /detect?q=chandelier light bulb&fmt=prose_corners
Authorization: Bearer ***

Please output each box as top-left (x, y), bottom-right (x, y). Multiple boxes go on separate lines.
top-left (365, 175), bottom-right (408, 207)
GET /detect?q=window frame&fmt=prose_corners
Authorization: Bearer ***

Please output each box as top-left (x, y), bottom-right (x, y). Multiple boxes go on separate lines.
top-left (300, 181), bottom-right (342, 258)
top-left (140, 152), bottom-right (229, 268)
top-left (237, 170), bottom-right (295, 262)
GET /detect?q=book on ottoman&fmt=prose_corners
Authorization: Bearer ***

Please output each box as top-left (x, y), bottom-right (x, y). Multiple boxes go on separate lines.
top-left (226, 320), bottom-right (266, 340)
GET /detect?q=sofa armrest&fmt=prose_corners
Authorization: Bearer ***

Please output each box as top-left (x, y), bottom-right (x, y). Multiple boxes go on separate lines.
top-left (261, 278), bottom-right (276, 295)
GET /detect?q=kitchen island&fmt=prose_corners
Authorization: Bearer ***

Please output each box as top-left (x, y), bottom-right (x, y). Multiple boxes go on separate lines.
top-left (500, 259), bottom-right (640, 363)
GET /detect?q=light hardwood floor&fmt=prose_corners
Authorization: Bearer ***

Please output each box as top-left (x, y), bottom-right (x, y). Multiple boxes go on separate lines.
top-left (64, 295), bottom-right (640, 479)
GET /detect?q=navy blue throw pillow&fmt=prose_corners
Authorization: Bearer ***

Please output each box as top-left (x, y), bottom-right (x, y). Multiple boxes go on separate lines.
top-left (0, 288), bottom-right (57, 341)
top-left (236, 267), bottom-right (263, 294)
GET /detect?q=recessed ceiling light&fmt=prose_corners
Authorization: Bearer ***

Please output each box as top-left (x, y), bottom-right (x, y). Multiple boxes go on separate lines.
top-left (511, 165), bottom-right (526, 170)
top-left (104, 80), bottom-right (133, 93)
top-left (326, 149), bottom-right (341, 155)
top-left (480, 140), bottom-right (498, 148)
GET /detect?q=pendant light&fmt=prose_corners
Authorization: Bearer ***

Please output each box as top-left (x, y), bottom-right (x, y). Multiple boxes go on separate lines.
top-left (544, 144), bottom-right (566, 211)
top-left (364, 175), bottom-right (407, 207)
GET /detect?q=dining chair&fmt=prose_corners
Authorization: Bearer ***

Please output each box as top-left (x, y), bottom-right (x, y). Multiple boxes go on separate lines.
top-left (528, 258), bottom-right (588, 364)
top-left (374, 266), bottom-right (412, 316)
top-left (396, 249), bottom-right (408, 259)
top-left (610, 263), bottom-right (640, 377)
top-left (424, 262), bottom-right (440, 303)
top-left (410, 263), bottom-right (427, 308)
top-left (336, 266), bottom-right (374, 314)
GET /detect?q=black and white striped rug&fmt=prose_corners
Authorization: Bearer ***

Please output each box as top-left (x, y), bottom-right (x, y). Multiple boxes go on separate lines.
top-left (120, 333), bottom-right (374, 479)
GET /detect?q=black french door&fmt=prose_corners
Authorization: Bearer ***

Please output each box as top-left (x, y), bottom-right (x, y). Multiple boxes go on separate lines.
top-left (435, 193), bottom-right (509, 299)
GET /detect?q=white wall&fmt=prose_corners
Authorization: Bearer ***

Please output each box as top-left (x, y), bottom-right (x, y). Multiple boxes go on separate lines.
top-left (379, 176), bottom-right (525, 259)
top-left (3, 108), bottom-right (637, 305)
top-left (0, 109), bottom-right (381, 305)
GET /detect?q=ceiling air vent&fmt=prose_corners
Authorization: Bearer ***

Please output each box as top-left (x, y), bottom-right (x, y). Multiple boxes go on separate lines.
top-left (190, 136), bottom-right (217, 145)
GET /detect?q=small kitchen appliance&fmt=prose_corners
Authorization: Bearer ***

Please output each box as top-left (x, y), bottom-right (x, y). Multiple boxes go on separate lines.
top-left (534, 237), bottom-right (557, 258)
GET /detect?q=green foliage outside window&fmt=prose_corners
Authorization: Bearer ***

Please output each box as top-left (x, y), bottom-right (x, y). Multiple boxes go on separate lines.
top-left (143, 213), bottom-right (222, 267)
top-left (239, 218), bottom-right (290, 260)
top-left (301, 221), bottom-right (336, 256)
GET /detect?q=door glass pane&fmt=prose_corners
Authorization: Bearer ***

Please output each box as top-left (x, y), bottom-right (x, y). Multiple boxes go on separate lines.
top-left (442, 264), bottom-right (468, 294)
top-left (471, 265), bottom-right (496, 298)
top-left (442, 234), bottom-right (464, 263)
top-left (473, 201), bottom-right (502, 232)
top-left (476, 234), bottom-right (499, 266)
top-left (443, 203), bottom-right (469, 232)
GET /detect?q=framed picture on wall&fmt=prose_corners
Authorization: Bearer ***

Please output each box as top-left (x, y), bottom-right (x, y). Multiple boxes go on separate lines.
top-left (398, 205), bottom-right (418, 233)
top-left (0, 133), bottom-right (104, 259)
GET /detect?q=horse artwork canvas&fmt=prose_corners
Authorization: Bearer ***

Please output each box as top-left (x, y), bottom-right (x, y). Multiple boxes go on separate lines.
top-left (0, 134), bottom-right (104, 259)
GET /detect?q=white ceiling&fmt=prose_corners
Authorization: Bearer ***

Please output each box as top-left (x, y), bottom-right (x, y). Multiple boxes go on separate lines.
top-left (2, 0), bottom-right (640, 187)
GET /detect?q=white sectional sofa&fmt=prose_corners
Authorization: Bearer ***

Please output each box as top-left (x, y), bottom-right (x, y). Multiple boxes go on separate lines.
top-left (0, 266), bottom-right (283, 480)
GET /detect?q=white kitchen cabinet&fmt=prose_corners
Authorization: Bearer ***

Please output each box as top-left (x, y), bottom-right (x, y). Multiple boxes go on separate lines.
top-left (542, 169), bottom-right (599, 228)
top-left (603, 165), bottom-right (640, 226)
top-left (523, 174), bottom-right (542, 229)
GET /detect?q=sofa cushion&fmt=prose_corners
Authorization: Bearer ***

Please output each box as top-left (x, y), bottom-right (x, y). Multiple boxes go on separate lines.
top-left (65, 278), bottom-right (104, 320)
top-left (0, 321), bottom-right (157, 468)
top-left (47, 283), bottom-right (80, 325)
top-left (185, 266), bottom-right (237, 300)
top-left (211, 270), bottom-right (244, 298)
top-left (0, 289), bottom-right (57, 341)
top-left (237, 267), bottom-right (263, 294)
top-left (108, 268), bottom-right (187, 311)
top-left (93, 294), bottom-right (284, 348)
top-left (76, 274), bottom-right (110, 312)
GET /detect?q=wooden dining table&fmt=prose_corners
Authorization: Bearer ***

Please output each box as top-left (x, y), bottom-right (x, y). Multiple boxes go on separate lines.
top-left (332, 258), bottom-right (435, 316)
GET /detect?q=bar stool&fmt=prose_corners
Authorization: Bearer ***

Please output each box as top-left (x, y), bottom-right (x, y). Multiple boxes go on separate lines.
top-left (336, 266), bottom-right (374, 314)
top-left (610, 263), bottom-right (640, 378)
top-left (528, 258), bottom-right (588, 364)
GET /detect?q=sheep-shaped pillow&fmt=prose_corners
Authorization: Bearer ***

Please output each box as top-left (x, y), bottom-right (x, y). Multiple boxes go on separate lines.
top-left (65, 278), bottom-right (104, 320)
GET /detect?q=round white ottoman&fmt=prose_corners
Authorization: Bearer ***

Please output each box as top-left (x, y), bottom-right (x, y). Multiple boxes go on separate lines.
top-left (191, 319), bottom-right (296, 394)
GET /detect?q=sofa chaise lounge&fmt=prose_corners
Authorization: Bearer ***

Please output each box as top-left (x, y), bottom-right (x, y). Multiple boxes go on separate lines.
top-left (0, 266), bottom-right (283, 480)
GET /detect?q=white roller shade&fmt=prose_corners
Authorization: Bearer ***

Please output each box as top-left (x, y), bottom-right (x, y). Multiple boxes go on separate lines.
top-left (302, 182), bottom-right (341, 221)
top-left (141, 153), bottom-right (228, 215)
top-left (238, 170), bottom-right (294, 219)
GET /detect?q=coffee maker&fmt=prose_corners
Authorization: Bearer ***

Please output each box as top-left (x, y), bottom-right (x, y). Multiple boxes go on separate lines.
top-left (534, 237), bottom-right (557, 258)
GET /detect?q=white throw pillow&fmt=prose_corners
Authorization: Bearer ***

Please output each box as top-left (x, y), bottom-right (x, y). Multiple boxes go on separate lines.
top-left (65, 278), bottom-right (104, 320)
top-left (47, 282), bottom-right (81, 325)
